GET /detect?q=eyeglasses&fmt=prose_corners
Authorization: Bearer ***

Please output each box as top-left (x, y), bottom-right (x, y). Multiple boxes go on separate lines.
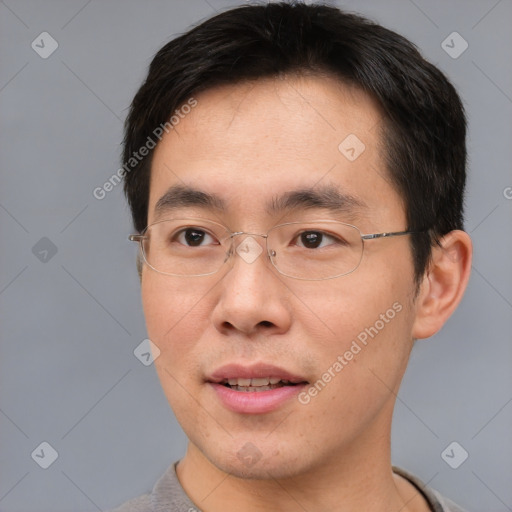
top-left (129, 217), bottom-right (422, 281)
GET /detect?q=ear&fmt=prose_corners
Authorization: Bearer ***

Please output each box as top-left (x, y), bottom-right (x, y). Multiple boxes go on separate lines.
top-left (412, 230), bottom-right (472, 339)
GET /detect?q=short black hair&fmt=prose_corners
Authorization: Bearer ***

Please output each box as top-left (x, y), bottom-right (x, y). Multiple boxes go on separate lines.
top-left (122, 1), bottom-right (467, 282)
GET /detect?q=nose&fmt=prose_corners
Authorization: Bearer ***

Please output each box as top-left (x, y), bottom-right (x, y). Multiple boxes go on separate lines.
top-left (211, 233), bottom-right (292, 337)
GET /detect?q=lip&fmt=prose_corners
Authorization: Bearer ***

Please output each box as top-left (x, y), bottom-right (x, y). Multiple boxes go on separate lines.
top-left (207, 363), bottom-right (308, 414)
top-left (208, 363), bottom-right (306, 383)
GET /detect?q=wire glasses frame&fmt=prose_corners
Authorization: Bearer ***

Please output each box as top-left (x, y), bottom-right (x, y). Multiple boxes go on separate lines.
top-left (129, 217), bottom-right (424, 281)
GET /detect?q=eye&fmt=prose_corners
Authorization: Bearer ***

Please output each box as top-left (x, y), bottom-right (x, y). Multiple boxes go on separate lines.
top-left (174, 227), bottom-right (219, 247)
top-left (293, 230), bottom-right (343, 249)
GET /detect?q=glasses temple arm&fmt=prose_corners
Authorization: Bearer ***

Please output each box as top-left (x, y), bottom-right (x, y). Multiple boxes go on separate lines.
top-left (361, 229), bottom-right (425, 240)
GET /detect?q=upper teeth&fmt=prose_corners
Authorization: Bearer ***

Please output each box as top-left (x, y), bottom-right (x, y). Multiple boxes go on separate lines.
top-left (227, 377), bottom-right (287, 386)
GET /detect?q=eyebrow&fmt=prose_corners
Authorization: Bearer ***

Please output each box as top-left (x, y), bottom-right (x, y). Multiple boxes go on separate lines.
top-left (154, 184), bottom-right (225, 217)
top-left (266, 185), bottom-right (366, 216)
top-left (153, 183), bottom-right (366, 219)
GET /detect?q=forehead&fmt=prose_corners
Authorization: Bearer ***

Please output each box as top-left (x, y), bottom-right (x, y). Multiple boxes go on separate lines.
top-left (148, 75), bottom-right (403, 228)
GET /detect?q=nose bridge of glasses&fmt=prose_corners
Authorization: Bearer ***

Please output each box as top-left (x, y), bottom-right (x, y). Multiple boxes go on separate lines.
top-left (228, 231), bottom-right (269, 252)
top-left (229, 230), bottom-right (268, 239)
top-left (227, 231), bottom-right (271, 265)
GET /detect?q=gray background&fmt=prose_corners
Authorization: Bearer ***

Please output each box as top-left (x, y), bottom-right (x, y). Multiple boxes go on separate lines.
top-left (0, 0), bottom-right (511, 510)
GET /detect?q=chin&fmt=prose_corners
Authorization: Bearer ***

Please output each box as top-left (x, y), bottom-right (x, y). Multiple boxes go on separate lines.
top-left (219, 459), bottom-right (305, 481)
top-left (203, 441), bottom-right (311, 481)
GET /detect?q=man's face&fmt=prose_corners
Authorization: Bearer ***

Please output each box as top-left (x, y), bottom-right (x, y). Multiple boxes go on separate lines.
top-left (142, 75), bottom-right (419, 479)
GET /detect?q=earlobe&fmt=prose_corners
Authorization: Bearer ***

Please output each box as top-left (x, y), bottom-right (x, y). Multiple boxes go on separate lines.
top-left (412, 230), bottom-right (472, 339)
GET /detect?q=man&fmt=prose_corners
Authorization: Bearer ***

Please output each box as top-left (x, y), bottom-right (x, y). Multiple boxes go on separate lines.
top-left (114, 2), bottom-right (472, 511)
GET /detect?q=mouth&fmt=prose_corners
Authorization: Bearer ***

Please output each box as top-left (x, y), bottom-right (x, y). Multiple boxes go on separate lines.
top-left (206, 363), bottom-right (309, 414)
top-left (218, 377), bottom-right (307, 392)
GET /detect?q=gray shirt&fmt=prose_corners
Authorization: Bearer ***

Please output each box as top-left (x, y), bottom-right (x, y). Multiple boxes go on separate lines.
top-left (108, 462), bottom-right (467, 512)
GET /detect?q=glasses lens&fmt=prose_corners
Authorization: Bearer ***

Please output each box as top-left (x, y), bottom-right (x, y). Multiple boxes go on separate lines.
top-left (142, 219), bottom-right (231, 276)
top-left (267, 221), bottom-right (363, 280)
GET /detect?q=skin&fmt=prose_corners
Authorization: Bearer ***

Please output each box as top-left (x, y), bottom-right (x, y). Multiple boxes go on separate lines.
top-left (140, 74), bottom-right (472, 512)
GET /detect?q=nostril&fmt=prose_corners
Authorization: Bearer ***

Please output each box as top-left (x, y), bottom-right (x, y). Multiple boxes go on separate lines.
top-left (259, 321), bottom-right (273, 328)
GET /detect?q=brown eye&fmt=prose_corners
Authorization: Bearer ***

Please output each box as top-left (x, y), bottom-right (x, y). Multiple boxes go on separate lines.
top-left (294, 231), bottom-right (343, 249)
top-left (185, 228), bottom-right (205, 246)
top-left (300, 231), bottom-right (323, 248)
top-left (175, 228), bottom-right (217, 247)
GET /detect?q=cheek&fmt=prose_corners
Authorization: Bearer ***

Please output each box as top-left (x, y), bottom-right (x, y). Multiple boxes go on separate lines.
top-left (141, 273), bottom-right (214, 361)
top-left (294, 284), bottom-right (414, 441)
top-left (141, 273), bottom-right (215, 422)
top-left (300, 263), bottom-right (415, 388)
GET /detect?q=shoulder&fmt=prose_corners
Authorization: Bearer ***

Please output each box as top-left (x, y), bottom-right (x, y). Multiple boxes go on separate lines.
top-left (429, 488), bottom-right (469, 512)
top-left (106, 493), bottom-right (152, 512)
top-left (393, 466), bottom-right (469, 512)
top-left (106, 461), bottom-right (198, 512)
